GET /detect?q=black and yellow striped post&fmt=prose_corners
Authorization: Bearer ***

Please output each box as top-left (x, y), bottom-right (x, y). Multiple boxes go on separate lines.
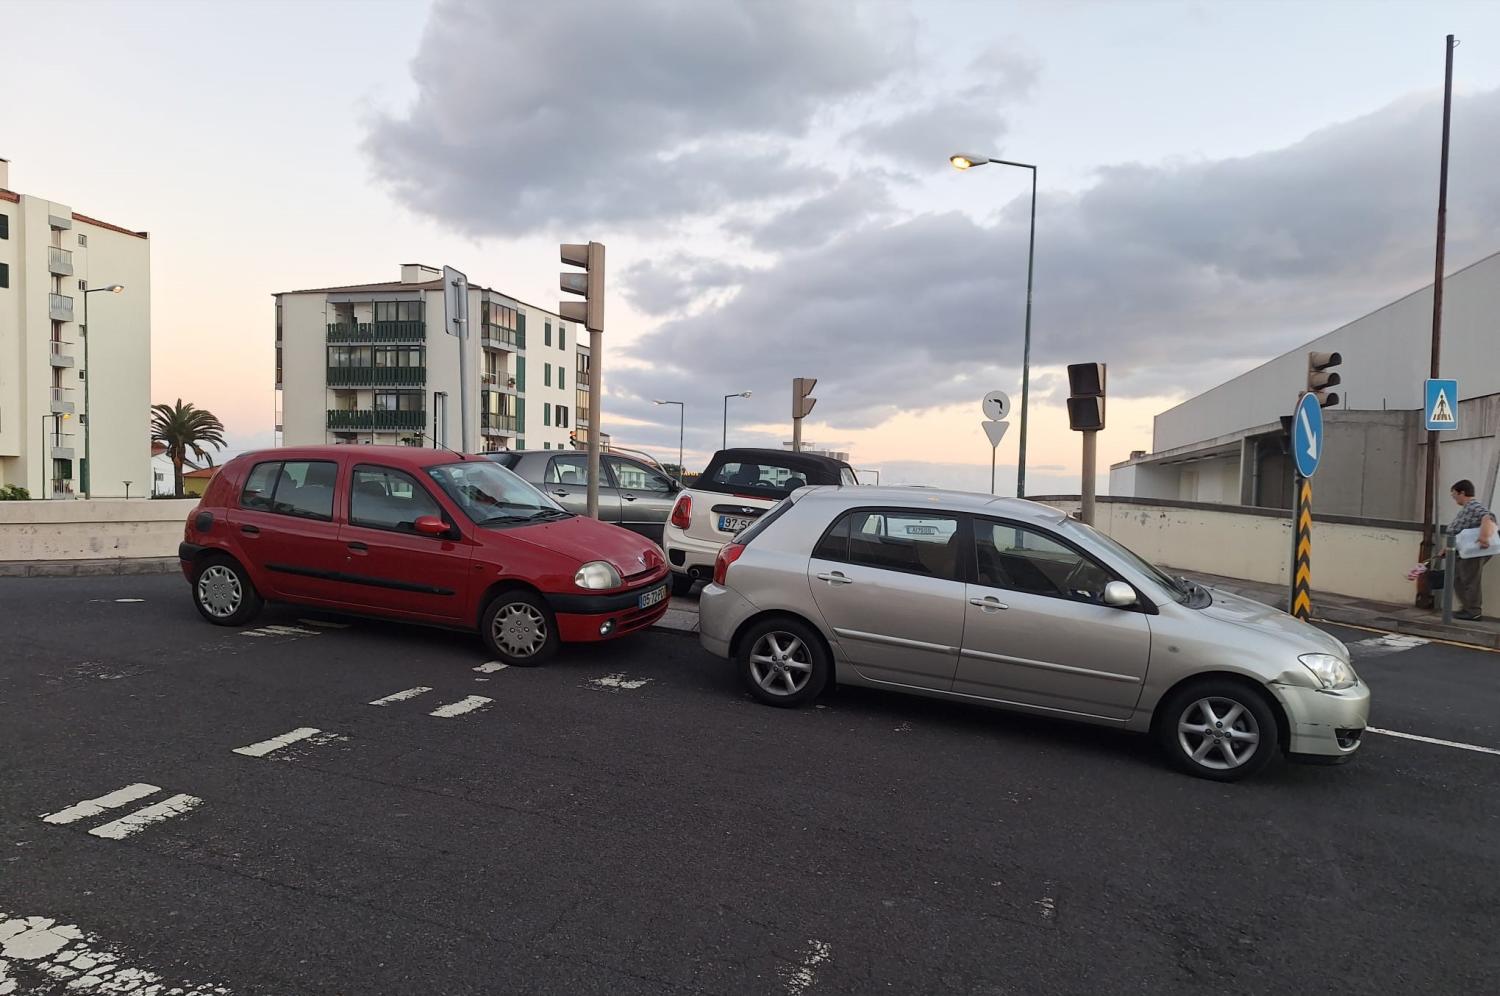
top-left (1291, 476), bottom-right (1313, 620)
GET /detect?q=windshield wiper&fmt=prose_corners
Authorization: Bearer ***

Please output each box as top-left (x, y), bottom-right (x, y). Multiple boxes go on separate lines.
top-left (477, 514), bottom-right (537, 525)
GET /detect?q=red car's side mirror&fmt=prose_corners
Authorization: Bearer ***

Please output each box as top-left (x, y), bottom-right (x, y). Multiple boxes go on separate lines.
top-left (413, 515), bottom-right (450, 538)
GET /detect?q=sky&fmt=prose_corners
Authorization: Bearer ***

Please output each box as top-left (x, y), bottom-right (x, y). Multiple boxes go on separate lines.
top-left (4, 0), bottom-right (1500, 495)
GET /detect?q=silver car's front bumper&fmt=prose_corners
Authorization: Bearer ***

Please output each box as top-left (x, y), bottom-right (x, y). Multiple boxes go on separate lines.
top-left (697, 582), bottom-right (757, 659)
top-left (1269, 679), bottom-right (1371, 758)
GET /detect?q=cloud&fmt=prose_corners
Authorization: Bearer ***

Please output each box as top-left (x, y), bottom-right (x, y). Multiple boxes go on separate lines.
top-left (363, 0), bottom-right (911, 234)
top-left (728, 173), bottom-right (897, 252)
top-left (621, 255), bottom-right (753, 316)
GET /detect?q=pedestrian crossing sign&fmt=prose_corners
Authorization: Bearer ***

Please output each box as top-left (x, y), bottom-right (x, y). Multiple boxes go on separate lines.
top-left (1425, 378), bottom-right (1458, 431)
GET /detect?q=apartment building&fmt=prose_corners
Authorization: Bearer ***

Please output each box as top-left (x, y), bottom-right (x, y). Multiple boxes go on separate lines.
top-left (276, 264), bottom-right (584, 454)
top-left (0, 158), bottom-right (151, 498)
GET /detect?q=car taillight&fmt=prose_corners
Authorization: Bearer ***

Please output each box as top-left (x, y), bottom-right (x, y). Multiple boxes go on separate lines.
top-left (713, 543), bottom-right (746, 586)
top-left (670, 494), bottom-right (693, 530)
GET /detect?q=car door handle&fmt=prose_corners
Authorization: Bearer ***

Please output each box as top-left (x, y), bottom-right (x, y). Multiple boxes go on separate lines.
top-left (347, 542), bottom-right (368, 553)
top-left (969, 596), bottom-right (1008, 611)
top-left (816, 572), bottom-right (854, 586)
top-left (622, 493), bottom-right (637, 502)
top-left (240, 525), bottom-right (260, 536)
top-left (551, 490), bottom-right (569, 498)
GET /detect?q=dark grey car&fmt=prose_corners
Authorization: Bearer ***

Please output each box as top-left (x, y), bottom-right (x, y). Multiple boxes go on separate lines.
top-left (485, 450), bottom-right (680, 544)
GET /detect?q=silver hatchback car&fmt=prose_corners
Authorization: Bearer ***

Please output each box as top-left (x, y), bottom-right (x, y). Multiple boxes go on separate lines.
top-left (698, 486), bottom-right (1370, 781)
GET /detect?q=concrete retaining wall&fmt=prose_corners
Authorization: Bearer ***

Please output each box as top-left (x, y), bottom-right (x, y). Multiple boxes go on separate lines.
top-left (1036, 496), bottom-right (1454, 605)
top-left (0, 499), bottom-right (196, 562)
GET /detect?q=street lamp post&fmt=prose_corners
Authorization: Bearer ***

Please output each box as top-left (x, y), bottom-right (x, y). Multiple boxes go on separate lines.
top-left (950, 153), bottom-right (1036, 499)
top-left (653, 400), bottom-right (685, 476)
top-left (722, 391), bottom-right (752, 450)
top-left (81, 283), bottom-right (125, 498)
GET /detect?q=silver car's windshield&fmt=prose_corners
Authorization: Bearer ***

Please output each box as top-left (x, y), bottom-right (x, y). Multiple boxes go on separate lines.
top-left (426, 460), bottom-right (569, 525)
top-left (1060, 519), bottom-right (1191, 605)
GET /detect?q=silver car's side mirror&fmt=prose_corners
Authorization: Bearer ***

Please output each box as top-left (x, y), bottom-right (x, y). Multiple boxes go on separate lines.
top-left (1103, 581), bottom-right (1137, 608)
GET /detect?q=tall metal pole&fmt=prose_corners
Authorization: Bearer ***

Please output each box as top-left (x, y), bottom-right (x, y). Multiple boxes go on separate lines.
top-left (457, 293), bottom-right (471, 454)
top-left (677, 405), bottom-right (684, 475)
top-left (723, 395), bottom-right (730, 450)
top-left (1017, 165), bottom-right (1036, 499)
top-left (1080, 430), bottom-right (1097, 525)
top-left (1417, 33), bottom-right (1456, 609)
top-left (586, 328), bottom-right (603, 517)
top-left (81, 290), bottom-right (90, 498)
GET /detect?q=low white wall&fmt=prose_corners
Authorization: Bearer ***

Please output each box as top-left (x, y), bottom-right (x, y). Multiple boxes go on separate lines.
top-left (1041, 498), bottom-right (1447, 606)
top-left (0, 499), bottom-right (197, 562)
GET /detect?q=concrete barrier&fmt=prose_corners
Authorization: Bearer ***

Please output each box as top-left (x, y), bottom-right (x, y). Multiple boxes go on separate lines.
top-left (1032, 496), bottom-right (1469, 606)
top-left (0, 499), bottom-right (197, 563)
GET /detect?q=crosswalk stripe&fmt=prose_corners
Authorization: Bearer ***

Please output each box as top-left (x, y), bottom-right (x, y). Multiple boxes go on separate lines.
top-left (40, 784), bottom-right (160, 825)
top-left (474, 661), bottom-right (509, 674)
top-left (369, 686), bottom-right (432, 706)
top-left (429, 695), bottom-right (493, 718)
top-left (87, 794), bottom-right (203, 840)
top-left (233, 727), bottom-right (329, 757)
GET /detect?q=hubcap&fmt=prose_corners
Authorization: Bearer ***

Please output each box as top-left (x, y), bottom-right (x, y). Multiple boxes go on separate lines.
top-left (1177, 696), bottom-right (1261, 770)
top-left (748, 632), bottom-right (812, 696)
top-left (493, 602), bottom-right (548, 658)
top-left (197, 565), bottom-right (243, 619)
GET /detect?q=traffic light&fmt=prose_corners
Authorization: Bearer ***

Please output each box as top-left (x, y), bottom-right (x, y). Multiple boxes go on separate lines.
top-left (1066, 362), bottom-right (1106, 431)
top-left (793, 378), bottom-right (817, 418)
top-left (559, 242), bottom-right (606, 332)
top-left (1306, 351), bottom-right (1341, 408)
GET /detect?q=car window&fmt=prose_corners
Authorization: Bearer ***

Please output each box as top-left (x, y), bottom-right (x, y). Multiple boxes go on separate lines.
top-left (840, 468), bottom-right (859, 486)
top-left (608, 457), bottom-right (672, 493)
top-left (976, 520), bottom-right (1114, 604)
top-left (270, 460), bottom-right (337, 520)
top-left (241, 461), bottom-right (281, 510)
top-left (704, 460), bottom-right (814, 497)
top-left (822, 509), bottom-right (962, 580)
top-left (545, 454), bottom-right (590, 486)
top-left (350, 465), bottom-right (442, 533)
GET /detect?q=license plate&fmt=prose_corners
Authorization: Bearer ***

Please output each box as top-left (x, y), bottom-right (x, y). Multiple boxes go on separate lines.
top-left (637, 585), bottom-right (667, 609)
top-left (718, 514), bottom-right (755, 533)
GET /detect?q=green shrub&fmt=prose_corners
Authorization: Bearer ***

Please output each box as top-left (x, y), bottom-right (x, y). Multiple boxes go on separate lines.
top-left (0, 484), bottom-right (32, 501)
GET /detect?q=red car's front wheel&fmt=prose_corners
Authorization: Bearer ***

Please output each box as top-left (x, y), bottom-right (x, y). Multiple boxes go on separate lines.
top-left (481, 590), bottom-right (560, 666)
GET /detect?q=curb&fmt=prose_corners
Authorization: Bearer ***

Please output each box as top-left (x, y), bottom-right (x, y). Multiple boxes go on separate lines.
top-left (0, 557), bottom-right (179, 578)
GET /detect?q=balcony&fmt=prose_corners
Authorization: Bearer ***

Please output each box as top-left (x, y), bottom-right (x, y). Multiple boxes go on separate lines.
top-left (49, 246), bottom-right (74, 276)
top-left (50, 386), bottom-right (76, 414)
top-left (51, 479), bottom-right (76, 499)
top-left (326, 365), bottom-right (426, 387)
top-left (48, 432), bottom-right (78, 461)
top-left (481, 374), bottom-right (518, 394)
top-left (481, 413), bottom-right (518, 436)
top-left (49, 293), bottom-right (75, 323)
top-left (326, 409), bottom-right (427, 431)
top-left (49, 340), bottom-right (75, 368)
top-left (326, 321), bottom-right (426, 343)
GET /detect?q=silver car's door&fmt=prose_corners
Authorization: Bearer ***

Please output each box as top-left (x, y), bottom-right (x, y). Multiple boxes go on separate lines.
top-left (605, 456), bottom-right (676, 544)
top-left (806, 507), bottom-right (967, 691)
top-left (955, 518), bottom-right (1150, 721)
top-left (540, 453), bottom-right (622, 523)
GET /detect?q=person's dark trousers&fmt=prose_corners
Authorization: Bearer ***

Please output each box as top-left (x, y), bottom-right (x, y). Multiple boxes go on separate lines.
top-left (1455, 557), bottom-right (1485, 616)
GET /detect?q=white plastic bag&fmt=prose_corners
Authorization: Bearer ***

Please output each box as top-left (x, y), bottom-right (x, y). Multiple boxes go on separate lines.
top-left (1454, 527), bottom-right (1500, 560)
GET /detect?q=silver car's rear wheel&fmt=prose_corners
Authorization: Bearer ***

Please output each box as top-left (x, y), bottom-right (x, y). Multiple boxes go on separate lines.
top-left (1176, 696), bottom-right (1261, 770)
top-left (739, 617), bottom-right (829, 708)
top-left (749, 631), bottom-right (813, 696)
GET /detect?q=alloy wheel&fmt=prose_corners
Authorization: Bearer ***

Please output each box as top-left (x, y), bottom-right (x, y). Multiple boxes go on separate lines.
top-left (748, 631), bottom-right (812, 696)
top-left (493, 602), bottom-right (548, 659)
top-left (1176, 696), bottom-right (1262, 770)
top-left (197, 565), bottom-right (243, 619)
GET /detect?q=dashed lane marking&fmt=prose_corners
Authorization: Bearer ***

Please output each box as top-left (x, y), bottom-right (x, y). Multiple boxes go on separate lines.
top-left (589, 673), bottom-right (651, 691)
top-left (429, 695), bottom-right (493, 718)
top-left (240, 624), bottom-right (320, 638)
top-left (232, 727), bottom-right (343, 758)
top-left (474, 661), bottom-right (509, 674)
top-left (88, 794), bottom-right (203, 840)
top-left (369, 686), bottom-right (433, 706)
top-left (1367, 727), bottom-right (1500, 756)
top-left (41, 784), bottom-right (160, 826)
top-left (780, 940), bottom-right (831, 996)
top-left (0, 909), bottom-right (232, 994)
top-left (114, 598), bottom-right (146, 603)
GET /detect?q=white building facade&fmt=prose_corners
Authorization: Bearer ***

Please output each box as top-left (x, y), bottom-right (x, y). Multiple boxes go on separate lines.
top-left (1111, 251), bottom-right (1500, 520)
top-left (0, 158), bottom-right (152, 499)
top-left (276, 265), bottom-right (585, 454)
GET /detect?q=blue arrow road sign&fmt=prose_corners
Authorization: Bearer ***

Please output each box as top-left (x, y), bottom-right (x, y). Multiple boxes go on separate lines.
top-left (1425, 378), bottom-right (1458, 431)
top-left (1293, 392), bottom-right (1323, 478)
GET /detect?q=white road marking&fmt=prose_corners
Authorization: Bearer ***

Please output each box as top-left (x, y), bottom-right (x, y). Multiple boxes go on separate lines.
top-left (239, 624), bottom-right (320, 638)
top-left (369, 686), bottom-right (432, 706)
top-left (1348, 634), bottom-right (1430, 657)
top-left (474, 661), bottom-right (509, 673)
top-left (232, 727), bottom-right (339, 758)
top-left (1036, 896), bottom-right (1057, 921)
top-left (0, 909), bottom-right (232, 995)
top-left (780, 940), bottom-right (831, 996)
top-left (113, 598), bottom-right (145, 604)
top-left (87, 794), bottom-right (203, 840)
top-left (589, 673), bottom-right (651, 691)
top-left (41, 784), bottom-right (160, 825)
top-left (429, 695), bottom-right (493, 718)
top-left (1367, 727), bottom-right (1500, 756)
top-left (298, 618), bottom-right (350, 629)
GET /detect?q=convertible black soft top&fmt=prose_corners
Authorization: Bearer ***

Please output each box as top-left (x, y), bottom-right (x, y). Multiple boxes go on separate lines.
top-left (695, 448), bottom-right (855, 497)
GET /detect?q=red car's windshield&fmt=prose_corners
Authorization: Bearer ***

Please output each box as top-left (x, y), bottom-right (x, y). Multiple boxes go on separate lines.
top-left (425, 460), bottom-right (568, 525)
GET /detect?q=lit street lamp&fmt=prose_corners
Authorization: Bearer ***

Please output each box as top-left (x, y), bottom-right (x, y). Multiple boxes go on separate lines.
top-left (950, 153), bottom-right (1036, 499)
top-left (82, 283), bottom-right (125, 498)
top-left (653, 400), bottom-right (685, 477)
top-left (722, 391), bottom-right (751, 450)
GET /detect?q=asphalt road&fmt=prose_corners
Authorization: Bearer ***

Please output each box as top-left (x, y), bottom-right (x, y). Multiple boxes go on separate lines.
top-left (2, 574), bottom-right (1497, 995)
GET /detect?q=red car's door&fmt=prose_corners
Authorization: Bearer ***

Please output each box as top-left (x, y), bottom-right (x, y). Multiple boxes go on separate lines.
top-left (230, 456), bottom-right (348, 603)
top-left (336, 463), bottom-right (474, 621)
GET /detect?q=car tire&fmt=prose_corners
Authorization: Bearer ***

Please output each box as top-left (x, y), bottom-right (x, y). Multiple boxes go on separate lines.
top-left (191, 554), bottom-right (263, 627)
top-left (481, 589), bottom-right (560, 666)
top-left (738, 617), bottom-right (829, 708)
top-left (1156, 678), bottom-right (1278, 782)
top-left (671, 572), bottom-right (696, 597)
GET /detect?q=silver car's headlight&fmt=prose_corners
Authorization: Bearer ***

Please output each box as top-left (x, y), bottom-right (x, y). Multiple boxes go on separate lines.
top-left (574, 561), bottom-right (622, 590)
top-left (1299, 653), bottom-right (1358, 690)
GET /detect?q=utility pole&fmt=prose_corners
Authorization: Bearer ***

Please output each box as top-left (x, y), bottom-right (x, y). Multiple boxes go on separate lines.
top-left (442, 267), bottom-right (471, 453)
top-left (1417, 33), bottom-right (1456, 610)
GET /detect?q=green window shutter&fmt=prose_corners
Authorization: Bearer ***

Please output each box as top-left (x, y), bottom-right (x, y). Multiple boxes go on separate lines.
top-left (516, 311), bottom-right (526, 349)
top-left (516, 356), bottom-right (526, 392)
top-left (560, 327), bottom-right (567, 350)
top-left (560, 368), bottom-right (566, 390)
top-left (517, 438), bottom-right (525, 449)
top-left (543, 403), bottom-right (551, 427)
top-left (545, 322), bottom-right (552, 347)
top-left (544, 363), bottom-right (551, 387)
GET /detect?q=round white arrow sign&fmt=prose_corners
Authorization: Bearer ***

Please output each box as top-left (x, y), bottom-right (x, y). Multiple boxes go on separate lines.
top-left (982, 391), bottom-right (1011, 422)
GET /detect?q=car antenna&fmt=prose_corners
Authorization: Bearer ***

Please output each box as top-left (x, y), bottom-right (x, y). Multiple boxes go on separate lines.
top-left (419, 432), bottom-right (468, 460)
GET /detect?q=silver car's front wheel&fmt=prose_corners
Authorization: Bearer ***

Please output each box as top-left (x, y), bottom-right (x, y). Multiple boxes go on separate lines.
top-left (1158, 680), bottom-right (1278, 781)
top-left (749, 631), bottom-right (813, 696)
top-left (1177, 696), bottom-right (1260, 770)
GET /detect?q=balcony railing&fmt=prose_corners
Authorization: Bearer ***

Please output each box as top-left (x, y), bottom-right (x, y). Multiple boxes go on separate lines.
top-left (50, 386), bottom-right (76, 413)
top-left (51, 479), bottom-right (76, 498)
top-left (326, 321), bottom-right (426, 343)
top-left (326, 365), bottom-right (426, 387)
top-left (49, 432), bottom-right (78, 460)
top-left (49, 340), bottom-right (76, 368)
top-left (49, 246), bottom-right (74, 276)
top-left (326, 409), bottom-right (427, 431)
top-left (481, 325), bottom-right (524, 352)
top-left (481, 374), bottom-right (519, 393)
top-left (49, 293), bottom-right (75, 323)
top-left (481, 414), bottom-right (518, 435)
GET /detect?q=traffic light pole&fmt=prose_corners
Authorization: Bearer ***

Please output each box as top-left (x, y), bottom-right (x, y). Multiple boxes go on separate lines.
top-left (1080, 430), bottom-right (1097, 525)
top-left (587, 327), bottom-right (602, 519)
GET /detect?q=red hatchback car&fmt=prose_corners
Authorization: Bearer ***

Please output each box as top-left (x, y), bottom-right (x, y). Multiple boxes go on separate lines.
top-left (178, 446), bottom-right (671, 664)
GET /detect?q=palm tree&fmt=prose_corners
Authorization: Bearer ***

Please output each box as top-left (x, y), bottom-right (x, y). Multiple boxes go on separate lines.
top-left (151, 399), bottom-right (227, 497)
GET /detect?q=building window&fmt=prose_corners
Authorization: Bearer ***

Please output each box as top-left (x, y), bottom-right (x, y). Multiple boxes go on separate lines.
top-left (77, 233), bottom-right (87, 247)
top-left (557, 406), bottom-right (569, 429)
top-left (373, 301), bottom-right (423, 322)
top-left (559, 367), bottom-right (565, 390)
top-left (543, 442), bottom-right (551, 450)
top-left (543, 403), bottom-right (552, 426)
top-left (544, 363), bottom-right (551, 387)
top-left (0, 262), bottom-right (8, 288)
top-left (545, 322), bottom-right (554, 347)
top-left (0, 213), bottom-right (8, 239)
top-left (78, 279), bottom-right (87, 291)
top-left (560, 326), bottom-right (567, 350)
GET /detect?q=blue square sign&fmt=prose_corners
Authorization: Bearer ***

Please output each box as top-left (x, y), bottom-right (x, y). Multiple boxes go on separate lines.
top-left (1425, 378), bottom-right (1458, 431)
